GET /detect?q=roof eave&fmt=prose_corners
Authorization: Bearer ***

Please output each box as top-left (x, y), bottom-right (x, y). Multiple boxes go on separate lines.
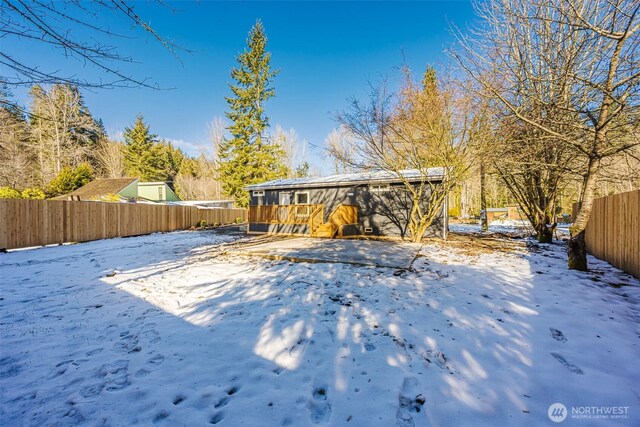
top-left (244, 175), bottom-right (444, 191)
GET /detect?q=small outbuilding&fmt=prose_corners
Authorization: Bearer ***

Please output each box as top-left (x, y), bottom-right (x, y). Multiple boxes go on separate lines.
top-left (244, 168), bottom-right (447, 239)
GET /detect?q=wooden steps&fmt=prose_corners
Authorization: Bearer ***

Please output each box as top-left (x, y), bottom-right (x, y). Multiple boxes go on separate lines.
top-left (313, 223), bottom-right (337, 238)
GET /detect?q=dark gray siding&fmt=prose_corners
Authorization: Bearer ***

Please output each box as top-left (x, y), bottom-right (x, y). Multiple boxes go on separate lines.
top-left (249, 182), bottom-right (445, 238)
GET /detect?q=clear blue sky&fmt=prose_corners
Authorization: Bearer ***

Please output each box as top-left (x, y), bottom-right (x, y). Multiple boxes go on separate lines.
top-left (8, 1), bottom-right (476, 173)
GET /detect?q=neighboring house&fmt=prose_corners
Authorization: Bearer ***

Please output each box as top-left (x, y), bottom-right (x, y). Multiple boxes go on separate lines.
top-left (244, 169), bottom-right (447, 239)
top-left (54, 178), bottom-right (139, 201)
top-left (137, 182), bottom-right (180, 202)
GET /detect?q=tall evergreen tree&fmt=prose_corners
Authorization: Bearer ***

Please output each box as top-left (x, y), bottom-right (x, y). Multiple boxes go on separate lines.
top-left (218, 20), bottom-right (289, 207)
top-left (123, 114), bottom-right (160, 180)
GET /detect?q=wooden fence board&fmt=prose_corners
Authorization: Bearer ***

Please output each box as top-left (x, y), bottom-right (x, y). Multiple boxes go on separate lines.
top-left (574, 190), bottom-right (640, 279)
top-left (0, 199), bottom-right (247, 250)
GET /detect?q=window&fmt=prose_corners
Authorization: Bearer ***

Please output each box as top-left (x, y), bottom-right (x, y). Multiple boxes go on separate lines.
top-left (295, 192), bottom-right (310, 204)
top-left (279, 192), bottom-right (291, 205)
top-left (370, 184), bottom-right (390, 193)
top-left (253, 190), bottom-right (265, 197)
top-left (158, 187), bottom-right (163, 199)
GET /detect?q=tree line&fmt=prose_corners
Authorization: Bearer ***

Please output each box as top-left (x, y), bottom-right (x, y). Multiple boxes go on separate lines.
top-left (328, 0), bottom-right (639, 271)
top-left (1, 2), bottom-right (638, 272)
top-left (0, 20), bottom-right (307, 203)
top-left (0, 84), bottom-right (208, 199)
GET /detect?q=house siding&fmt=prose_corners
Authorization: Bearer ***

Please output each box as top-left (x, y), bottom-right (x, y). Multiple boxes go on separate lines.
top-left (118, 181), bottom-right (139, 199)
top-left (250, 182), bottom-right (445, 239)
top-left (138, 183), bottom-right (181, 202)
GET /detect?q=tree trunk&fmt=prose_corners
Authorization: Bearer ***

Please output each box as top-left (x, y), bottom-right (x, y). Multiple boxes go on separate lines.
top-left (568, 157), bottom-right (600, 270)
top-left (567, 230), bottom-right (587, 271)
top-left (535, 223), bottom-right (553, 244)
top-left (480, 162), bottom-right (488, 231)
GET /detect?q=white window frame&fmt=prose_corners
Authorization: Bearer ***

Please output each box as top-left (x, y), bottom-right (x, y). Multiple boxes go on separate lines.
top-left (252, 190), bottom-right (265, 197)
top-left (279, 192), bottom-right (291, 205)
top-left (370, 184), bottom-right (391, 193)
top-left (294, 191), bottom-right (310, 205)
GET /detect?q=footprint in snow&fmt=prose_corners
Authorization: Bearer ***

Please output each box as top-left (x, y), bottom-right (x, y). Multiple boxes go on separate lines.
top-left (551, 353), bottom-right (583, 374)
top-left (396, 377), bottom-right (425, 427)
top-left (308, 383), bottom-right (332, 424)
top-left (209, 411), bottom-right (224, 424)
top-left (550, 328), bottom-right (567, 343)
top-left (96, 359), bottom-right (130, 391)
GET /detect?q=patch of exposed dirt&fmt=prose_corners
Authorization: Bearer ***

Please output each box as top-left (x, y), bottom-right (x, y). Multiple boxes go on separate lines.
top-left (428, 232), bottom-right (531, 256)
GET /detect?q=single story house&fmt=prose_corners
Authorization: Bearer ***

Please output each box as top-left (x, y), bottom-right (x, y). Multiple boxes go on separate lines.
top-left (56, 179), bottom-right (181, 203)
top-left (54, 178), bottom-right (139, 201)
top-left (137, 182), bottom-right (180, 202)
top-left (244, 168), bottom-right (447, 239)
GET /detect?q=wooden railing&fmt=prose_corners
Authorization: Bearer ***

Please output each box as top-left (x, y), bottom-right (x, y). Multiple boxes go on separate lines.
top-left (249, 204), bottom-right (323, 224)
top-left (329, 204), bottom-right (358, 228)
top-left (309, 205), bottom-right (325, 234)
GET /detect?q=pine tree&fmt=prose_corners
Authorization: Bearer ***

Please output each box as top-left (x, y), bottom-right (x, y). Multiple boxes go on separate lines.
top-left (123, 114), bottom-right (161, 180)
top-left (218, 20), bottom-right (289, 207)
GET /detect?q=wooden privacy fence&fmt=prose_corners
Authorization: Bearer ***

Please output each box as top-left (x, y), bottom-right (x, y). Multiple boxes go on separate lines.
top-left (574, 190), bottom-right (640, 279)
top-left (0, 199), bottom-right (247, 250)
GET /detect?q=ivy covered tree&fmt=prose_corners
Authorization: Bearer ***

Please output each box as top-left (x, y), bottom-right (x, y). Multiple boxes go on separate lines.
top-left (218, 20), bottom-right (289, 207)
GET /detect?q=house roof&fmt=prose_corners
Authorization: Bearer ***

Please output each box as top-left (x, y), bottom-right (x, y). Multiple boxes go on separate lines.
top-left (54, 178), bottom-right (138, 200)
top-left (138, 181), bottom-right (171, 186)
top-left (244, 168), bottom-right (445, 191)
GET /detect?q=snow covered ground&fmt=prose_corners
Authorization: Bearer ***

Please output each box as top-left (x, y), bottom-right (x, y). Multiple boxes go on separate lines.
top-left (1, 229), bottom-right (639, 426)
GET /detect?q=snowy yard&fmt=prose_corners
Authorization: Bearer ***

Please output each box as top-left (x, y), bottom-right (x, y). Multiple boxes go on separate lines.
top-left (1, 228), bottom-right (639, 426)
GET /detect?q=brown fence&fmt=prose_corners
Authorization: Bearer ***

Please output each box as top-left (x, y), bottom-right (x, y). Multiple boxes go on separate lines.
top-left (574, 190), bottom-right (640, 278)
top-left (0, 199), bottom-right (247, 250)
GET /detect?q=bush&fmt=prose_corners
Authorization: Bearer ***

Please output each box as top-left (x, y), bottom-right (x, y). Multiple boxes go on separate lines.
top-left (21, 188), bottom-right (46, 199)
top-left (0, 187), bottom-right (22, 199)
top-left (196, 219), bottom-right (208, 228)
top-left (46, 163), bottom-right (94, 197)
top-left (235, 217), bottom-right (244, 224)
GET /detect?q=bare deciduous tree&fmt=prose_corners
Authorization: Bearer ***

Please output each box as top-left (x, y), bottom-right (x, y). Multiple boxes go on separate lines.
top-left (29, 84), bottom-right (101, 185)
top-left (451, 0), bottom-right (640, 269)
top-left (96, 140), bottom-right (125, 179)
top-left (273, 124), bottom-right (309, 176)
top-left (325, 126), bottom-right (358, 174)
top-left (332, 69), bottom-right (478, 242)
top-left (1, 0), bottom-right (185, 100)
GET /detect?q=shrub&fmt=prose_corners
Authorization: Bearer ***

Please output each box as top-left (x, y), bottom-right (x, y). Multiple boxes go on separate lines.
top-left (0, 187), bottom-right (22, 199)
top-left (21, 188), bottom-right (46, 199)
top-left (196, 219), bottom-right (208, 228)
top-left (46, 163), bottom-right (94, 197)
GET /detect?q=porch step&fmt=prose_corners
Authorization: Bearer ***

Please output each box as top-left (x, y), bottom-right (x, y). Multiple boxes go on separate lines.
top-left (313, 223), bottom-right (336, 238)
